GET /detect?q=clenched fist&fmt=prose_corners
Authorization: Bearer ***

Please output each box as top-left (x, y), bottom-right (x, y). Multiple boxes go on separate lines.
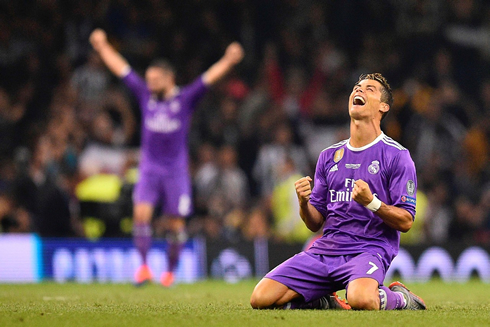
top-left (224, 42), bottom-right (244, 65)
top-left (89, 29), bottom-right (108, 52)
top-left (295, 176), bottom-right (312, 206)
top-left (352, 179), bottom-right (374, 206)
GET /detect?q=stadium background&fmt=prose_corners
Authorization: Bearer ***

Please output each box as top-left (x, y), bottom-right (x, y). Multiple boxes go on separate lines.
top-left (1, 0), bottom-right (490, 283)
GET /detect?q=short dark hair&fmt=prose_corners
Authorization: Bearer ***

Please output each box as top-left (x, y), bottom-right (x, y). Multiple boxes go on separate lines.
top-left (148, 58), bottom-right (176, 75)
top-left (357, 73), bottom-right (393, 121)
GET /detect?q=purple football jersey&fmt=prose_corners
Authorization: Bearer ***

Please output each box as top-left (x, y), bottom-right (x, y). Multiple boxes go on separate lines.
top-left (122, 69), bottom-right (208, 173)
top-left (308, 132), bottom-right (417, 271)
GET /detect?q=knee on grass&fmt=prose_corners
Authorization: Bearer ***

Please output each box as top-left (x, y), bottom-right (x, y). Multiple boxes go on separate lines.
top-left (347, 292), bottom-right (380, 310)
top-left (250, 291), bottom-right (274, 309)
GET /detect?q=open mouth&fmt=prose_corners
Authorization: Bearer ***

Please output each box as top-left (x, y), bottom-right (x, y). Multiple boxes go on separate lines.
top-left (353, 95), bottom-right (366, 106)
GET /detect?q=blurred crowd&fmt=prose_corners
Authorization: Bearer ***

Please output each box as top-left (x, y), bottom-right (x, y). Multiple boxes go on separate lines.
top-left (1, 0), bottom-right (490, 245)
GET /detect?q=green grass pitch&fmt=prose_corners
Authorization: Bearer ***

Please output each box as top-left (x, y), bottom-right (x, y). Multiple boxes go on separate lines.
top-left (1, 280), bottom-right (489, 326)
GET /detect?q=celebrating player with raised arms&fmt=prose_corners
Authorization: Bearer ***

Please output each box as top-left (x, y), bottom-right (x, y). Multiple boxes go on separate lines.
top-left (250, 73), bottom-right (426, 310)
top-left (90, 29), bottom-right (244, 287)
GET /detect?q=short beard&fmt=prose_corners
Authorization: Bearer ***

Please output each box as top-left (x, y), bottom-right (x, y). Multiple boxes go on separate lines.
top-left (152, 90), bottom-right (166, 101)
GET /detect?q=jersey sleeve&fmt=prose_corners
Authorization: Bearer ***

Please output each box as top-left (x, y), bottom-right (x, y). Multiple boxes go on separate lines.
top-left (181, 75), bottom-right (208, 111)
top-left (121, 69), bottom-right (148, 104)
top-left (388, 150), bottom-right (417, 219)
top-left (309, 151), bottom-right (329, 219)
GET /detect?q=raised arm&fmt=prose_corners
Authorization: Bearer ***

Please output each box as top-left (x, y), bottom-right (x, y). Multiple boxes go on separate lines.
top-left (202, 42), bottom-right (244, 86)
top-left (89, 29), bottom-right (130, 78)
top-left (295, 176), bottom-right (325, 232)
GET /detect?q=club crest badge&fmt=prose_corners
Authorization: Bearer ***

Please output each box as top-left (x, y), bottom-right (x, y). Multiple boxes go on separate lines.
top-left (406, 180), bottom-right (415, 196)
top-left (368, 160), bottom-right (380, 174)
top-left (170, 101), bottom-right (181, 113)
top-left (334, 148), bottom-right (344, 163)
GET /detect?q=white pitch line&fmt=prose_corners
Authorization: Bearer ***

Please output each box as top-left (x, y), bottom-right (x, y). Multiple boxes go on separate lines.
top-left (43, 296), bottom-right (80, 301)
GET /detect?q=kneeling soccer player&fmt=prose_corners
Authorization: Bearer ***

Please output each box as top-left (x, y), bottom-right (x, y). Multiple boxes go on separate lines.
top-left (250, 73), bottom-right (426, 311)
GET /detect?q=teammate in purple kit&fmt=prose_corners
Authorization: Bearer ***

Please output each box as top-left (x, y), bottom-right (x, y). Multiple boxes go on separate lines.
top-left (250, 73), bottom-right (426, 310)
top-left (89, 29), bottom-right (244, 286)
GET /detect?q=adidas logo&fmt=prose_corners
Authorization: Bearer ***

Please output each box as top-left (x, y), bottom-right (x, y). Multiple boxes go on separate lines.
top-left (329, 164), bottom-right (338, 173)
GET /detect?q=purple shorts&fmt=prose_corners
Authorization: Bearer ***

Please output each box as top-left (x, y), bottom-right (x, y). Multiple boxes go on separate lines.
top-left (132, 168), bottom-right (192, 217)
top-left (265, 251), bottom-right (386, 302)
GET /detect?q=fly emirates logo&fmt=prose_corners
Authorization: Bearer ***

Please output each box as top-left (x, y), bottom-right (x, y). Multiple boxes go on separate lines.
top-left (145, 112), bottom-right (181, 133)
top-left (329, 178), bottom-right (377, 203)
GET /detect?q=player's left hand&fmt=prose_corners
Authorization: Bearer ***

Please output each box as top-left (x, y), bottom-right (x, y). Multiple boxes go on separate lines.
top-left (224, 42), bottom-right (244, 65)
top-left (352, 179), bottom-right (374, 206)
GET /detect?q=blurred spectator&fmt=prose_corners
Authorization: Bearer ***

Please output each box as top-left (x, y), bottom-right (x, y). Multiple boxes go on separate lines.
top-left (396, 0), bottom-right (445, 39)
top-left (253, 122), bottom-right (310, 197)
top-left (449, 196), bottom-right (485, 244)
top-left (299, 90), bottom-right (349, 163)
top-left (241, 205), bottom-right (270, 241)
top-left (206, 145), bottom-right (249, 219)
top-left (422, 183), bottom-right (452, 244)
top-left (191, 144), bottom-right (249, 241)
top-left (270, 157), bottom-right (311, 243)
top-left (0, 87), bottom-right (26, 157)
top-left (0, 190), bottom-right (31, 233)
top-left (193, 143), bottom-right (218, 215)
top-left (12, 137), bottom-right (82, 237)
top-left (78, 89), bottom-right (135, 177)
top-left (204, 96), bottom-right (242, 147)
top-left (405, 90), bottom-right (466, 175)
top-left (70, 51), bottom-right (111, 105)
top-left (264, 42), bottom-right (328, 122)
top-left (34, 170), bottom-right (81, 237)
top-left (444, 0), bottom-right (485, 96)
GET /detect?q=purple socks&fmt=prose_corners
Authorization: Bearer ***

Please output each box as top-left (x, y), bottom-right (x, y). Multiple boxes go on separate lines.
top-left (133, 222), bottom-right (187, 272)
top-left (166, 230), bottom-right (187, 272)
top-left (167, 241), bottom-right (184, 272)
top-left (133, 222), bottom-right (152, 264)
top-left (379, 286), bottom-right (406, 310)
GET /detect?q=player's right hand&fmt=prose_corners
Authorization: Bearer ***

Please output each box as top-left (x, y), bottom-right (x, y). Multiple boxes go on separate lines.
top-left (89, 29), bottom-right (108, 51)
top-left (295, 176), bottom-right (312, 206)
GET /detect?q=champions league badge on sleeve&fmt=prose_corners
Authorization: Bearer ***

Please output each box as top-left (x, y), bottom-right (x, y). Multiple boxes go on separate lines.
top-left (368, 160), bottom-right (380, 174)
top-left (334, 148), bottom-right (344, 163)
top-left (406, 180), bottom-right (415, 196)
top-left (401, 195), bottom-right (416, 205)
